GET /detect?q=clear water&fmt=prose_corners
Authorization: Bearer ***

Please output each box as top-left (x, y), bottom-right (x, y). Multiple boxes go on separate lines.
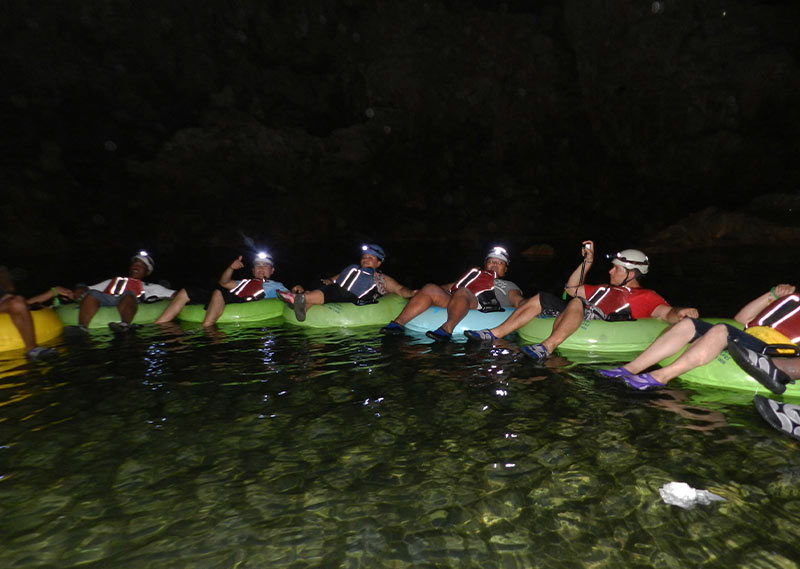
top-left (2, 320), bottom-right (800, 569)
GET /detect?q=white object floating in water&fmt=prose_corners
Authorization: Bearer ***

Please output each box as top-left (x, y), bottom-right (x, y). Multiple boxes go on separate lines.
top-left (659, 482), bottom-right (726, 509)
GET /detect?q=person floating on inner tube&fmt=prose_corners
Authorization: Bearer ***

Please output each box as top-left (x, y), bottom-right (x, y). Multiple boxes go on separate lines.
top-left (278, 244), bottom-right (416, 322)
top-left (155, 251), bottom-right (289, 327)
top-left (597, 283), bottom-right (800, 391)
top-left (0, 266), bottom-right (61, 360)
top-left (380, 246), bottom-right (524, 342)
top-left (463, 240), bottom-right (697, 360)
top-left (75, 251), bottom-right (175, 333)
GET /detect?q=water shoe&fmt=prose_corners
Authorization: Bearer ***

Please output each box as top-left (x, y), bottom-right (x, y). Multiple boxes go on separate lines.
top-left (26, 346), bottom-right (58, 361)
top-left (109, 321), bottom-right (133, 333)
top-left (380, 321), bottom-right (405, 335)
top-left (520, 343), bottom-right (549, 361)
top-left (623, 373), bottom-right (664, 391)
top-left (596, 366), bottom-right (633, 379)
top-left (425, 327), bottom-right (452, 342)
top-left (753, 395), bottom-right (800, 441)
top-left (727, 340), bottom-right (788, 394)
top-left (463, 329), bottom-right (497, 342)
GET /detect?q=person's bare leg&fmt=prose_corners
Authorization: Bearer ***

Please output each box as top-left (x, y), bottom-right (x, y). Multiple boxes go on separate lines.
top-left (0, 295), bottom-right (37, 350)
top-left (117, 294), bottom-right (138, 324)
top-left (622, 318), bottom-right (699, 374)
top-left (538, 298), bottom-right (584, 353)
top-left (440, 289), bottom-right (478, 334)
top-left (774, 358), bottom-right (800, 381)
top-left (647, 324), bottom-right (729, 384)
top-left (302, 290), bottom-right (325, 307)
top-left (154, 289), bottom-right (190, 323)
top-left (202, 290), bottom-right (226, 327)
top-left (488, 294), bottom-right (544, 338)
top-left (78, 294), bottom-right (100, 327)
top-left (393, 284), bottom-right (450, 326)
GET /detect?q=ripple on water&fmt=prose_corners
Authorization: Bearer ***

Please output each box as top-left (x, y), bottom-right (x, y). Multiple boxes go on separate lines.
top-left (4, 314), bottom-right (800, 568)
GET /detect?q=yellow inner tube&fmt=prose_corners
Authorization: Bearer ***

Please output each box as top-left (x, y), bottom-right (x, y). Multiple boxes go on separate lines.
top-left (746, 326), bottom-right (797, 354)
top-left (0, 307), bottom-right (63, 353)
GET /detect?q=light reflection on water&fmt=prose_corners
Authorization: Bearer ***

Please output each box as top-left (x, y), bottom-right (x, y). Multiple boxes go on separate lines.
top-left (1, 322), bottom-right (800, 568)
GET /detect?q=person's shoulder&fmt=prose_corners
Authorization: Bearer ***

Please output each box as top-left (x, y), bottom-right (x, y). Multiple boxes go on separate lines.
top-left (495, 278), bottom-right (521, 289)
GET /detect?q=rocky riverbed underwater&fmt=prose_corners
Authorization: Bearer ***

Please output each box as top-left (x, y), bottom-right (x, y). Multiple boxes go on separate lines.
top-left (3, 285), bottom-right (800, 567)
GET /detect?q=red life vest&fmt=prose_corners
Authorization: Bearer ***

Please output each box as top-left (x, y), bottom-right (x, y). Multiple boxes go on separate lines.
top-left (748, 294), bottom-right (800, 344)
top-left (451, 268), bottom-right (496, 295)
top-left (583, 286), bottom-right (634, 321)
top-left (103, 277), bottom-right (144, 298)
top-left (231, 278), bottom-right (266, 301)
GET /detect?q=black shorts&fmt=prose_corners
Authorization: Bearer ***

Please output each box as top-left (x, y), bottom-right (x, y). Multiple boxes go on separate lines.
top-left (320, 284), bottom-right (359, 304)
top-left (539, 291), bottom-right (567, 317)
top-left (186, 285), bottom-right (253, 307)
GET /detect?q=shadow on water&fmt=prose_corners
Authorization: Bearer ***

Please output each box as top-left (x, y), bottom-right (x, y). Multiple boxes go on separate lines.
top-left (2, 318), bottom-right (800, 568)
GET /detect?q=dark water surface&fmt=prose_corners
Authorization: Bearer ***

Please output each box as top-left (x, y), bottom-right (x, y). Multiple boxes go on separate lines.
top-left (2, 317), bottom-right (800, 569)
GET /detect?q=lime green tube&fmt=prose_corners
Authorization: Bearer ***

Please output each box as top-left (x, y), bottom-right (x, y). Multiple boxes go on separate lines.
top-left (283, 294), bottom-right (408, 328)
top-left (657, 318), bottom-right (800, 399)
top-left (517, 316), bottom-right (669, 353)
top-left (55, 300), bottom-right (171, 328)
top-left (177, 298), bottom-right (283, 324)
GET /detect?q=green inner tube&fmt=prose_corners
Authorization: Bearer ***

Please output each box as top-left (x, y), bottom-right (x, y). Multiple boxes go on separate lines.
top-left (656, 318), bottom-right (800, 399)
top-left (283, 294), bottom-right (408, 328)
top-left (177, 298), bottom-right (284, 324)
top-left (55, 300), bottom-right (172, 328)
top-left (517, 316), bottom-right (669, 353)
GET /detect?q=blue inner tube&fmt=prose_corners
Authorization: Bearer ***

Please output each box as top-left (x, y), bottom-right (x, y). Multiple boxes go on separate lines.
top-left (404, 306), bottom-right (516, 341)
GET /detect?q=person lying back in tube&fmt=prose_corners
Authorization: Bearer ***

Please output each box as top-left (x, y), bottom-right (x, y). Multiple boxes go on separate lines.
top-left (598, 283), bottom-right (800, 392)
top-left (278, 243), bottom-right (416, 322)
top-left (462, 240), bottom-right (697, 360)
top-left (155, 251), bottom-right (288, 327)
top-left (380, 246), bottom-right (524, 342)
top-left (74, 251), bottom-right (175, 333)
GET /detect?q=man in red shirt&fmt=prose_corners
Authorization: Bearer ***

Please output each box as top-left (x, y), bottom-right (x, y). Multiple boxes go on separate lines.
top-left (464, 240), bottom-right (698, 361)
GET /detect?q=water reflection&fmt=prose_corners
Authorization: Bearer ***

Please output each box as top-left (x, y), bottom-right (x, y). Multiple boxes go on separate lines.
top-left (1, 323), bottom-right (800, 568)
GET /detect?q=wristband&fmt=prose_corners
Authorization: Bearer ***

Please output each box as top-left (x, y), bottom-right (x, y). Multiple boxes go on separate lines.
top-left (770, 287), bottom-right (779, 300)
top-left (51, 288), bottom-right (61, 307)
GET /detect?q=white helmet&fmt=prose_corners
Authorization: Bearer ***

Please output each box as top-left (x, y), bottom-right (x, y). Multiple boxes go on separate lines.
top-left (132, 250), bottom-right (155, 275)
top-left (610, 249), bottom-right (649, 275)
top-left (486, 246), bottom-right (510, 265)
top-left (253, 251), bottom-right (274, 266)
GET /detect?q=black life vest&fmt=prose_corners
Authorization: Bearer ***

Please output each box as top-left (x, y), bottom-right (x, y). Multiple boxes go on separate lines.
top-left (334, 265), bottom-right (381, 305)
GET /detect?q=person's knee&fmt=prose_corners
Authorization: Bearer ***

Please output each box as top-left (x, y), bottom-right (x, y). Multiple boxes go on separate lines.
top-left (704, 324), bottom-right (729, 343)
top-left (7, 294), bottom-right (27, 314)
top-left (118, 294), bottom-right (137, 309)
top-left (418, 283), bottom-right (440, 297)
top-left (520, 294), bottom-right (542, 313)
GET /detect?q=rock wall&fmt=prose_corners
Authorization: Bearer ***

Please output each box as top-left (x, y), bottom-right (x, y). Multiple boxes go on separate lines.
top-left (2, 0), bottom-right (798, 262)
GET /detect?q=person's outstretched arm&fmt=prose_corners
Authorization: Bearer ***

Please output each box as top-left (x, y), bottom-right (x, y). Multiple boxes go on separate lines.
top-left (734, 284), bottom-right (796, 324)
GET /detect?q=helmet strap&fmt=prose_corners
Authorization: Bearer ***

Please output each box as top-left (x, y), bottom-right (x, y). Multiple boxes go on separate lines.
top-left (620, 269), bottom-right (641, 287)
